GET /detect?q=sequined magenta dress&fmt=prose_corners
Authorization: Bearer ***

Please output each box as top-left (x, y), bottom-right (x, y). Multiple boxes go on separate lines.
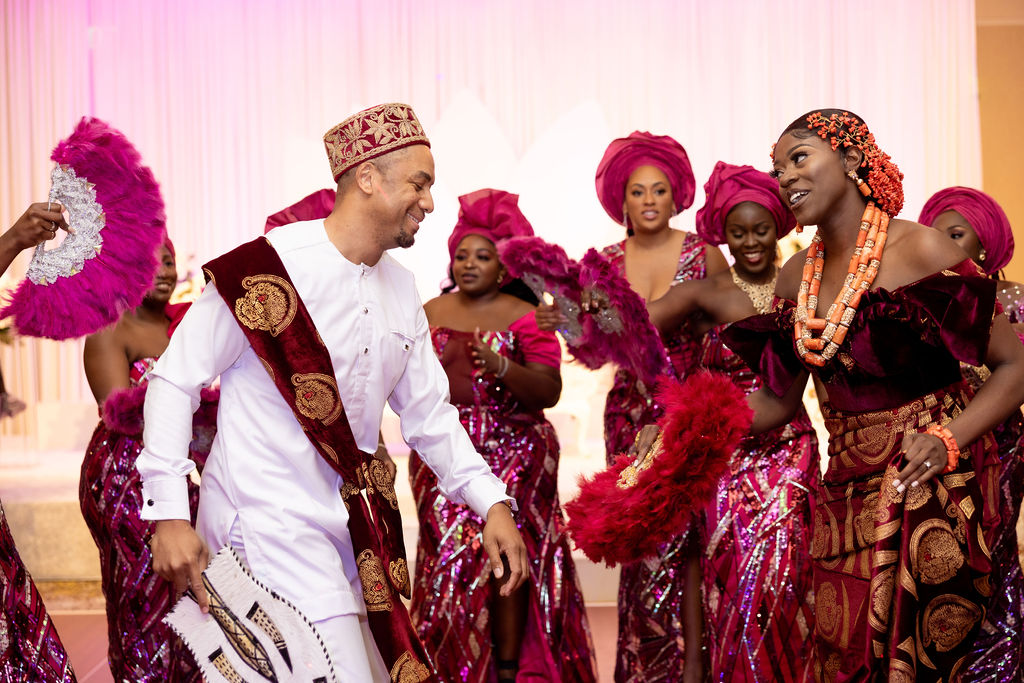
top-left (960, 284), bottom-right (1024, 681)
top-left (601, 233), bottom-right (710, 682)
top-left (80, 357), bottom-right (203, 682)
top-left (1, 500), bottom-right (77, 682)
top-left (699, 325), bottom-right (818, 682)
top-left (724, 260), bottom-right (1003, 682)
top-left (409, 312), bottom-right (597, 682)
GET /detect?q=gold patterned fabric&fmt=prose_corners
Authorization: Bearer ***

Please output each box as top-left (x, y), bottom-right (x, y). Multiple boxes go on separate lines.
top-left (323, 103), bottom-right (430, 181)
top-left (810, 382), bottom-right (1000, 682)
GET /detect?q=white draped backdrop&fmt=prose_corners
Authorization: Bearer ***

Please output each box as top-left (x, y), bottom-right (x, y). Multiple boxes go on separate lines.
top-left (0, 0), bottom-right (981, 452)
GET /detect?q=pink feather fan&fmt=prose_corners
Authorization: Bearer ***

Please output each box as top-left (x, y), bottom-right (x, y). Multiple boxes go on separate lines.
top-left (565, 372), bottom-right (752, 566)
top-left (497, 235), bottom-right (585, 342)
top-left (1, 118), bottom-right (166, 339)
top-left (576, 248), bottom-right (669, 387)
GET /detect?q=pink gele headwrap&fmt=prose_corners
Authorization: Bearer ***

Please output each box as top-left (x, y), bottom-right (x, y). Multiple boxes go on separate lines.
top-left (595, 131), bottom-right (695, 226)
top-left (919, 186), bottom-right (1013, 274)
top-left (695, 161), bottom-right (796, 246)
top-left (162, 235), bottom-right (175, 259)
top-left (265, 189), bottom-right (336, 233)
top-left (447, 189), bottom-right (535, 263)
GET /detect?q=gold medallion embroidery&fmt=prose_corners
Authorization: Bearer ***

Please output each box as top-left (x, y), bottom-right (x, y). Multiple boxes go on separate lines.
top-left (868, 566), bottom-right (895, 632)
top-left (339, 481), bottom-right (362, 511)
top-left (366, 459), bottom-right (399, 510)
top-left (357, 549), bottom-right (393, 612)
top-left (823, 653), bottom-right (841, 682)
top-left (921, 594), bottom-right (982, 652)
top-left (291, 373), bottom-right (343, 425)
top-left (811, 509), bottom-right (828, 558)
top-left (234, 274), bottom-right (297, 336)
top-left (816, 582), bottom-right (842, 643)
top-left (389, 650), bottom-right (432, 682)
top-left (854, 492), bottom-right (886, 545)
top-left (910, 519), bottom-right (964, 585)
top-left (389, 558), bottom-right (411, 598)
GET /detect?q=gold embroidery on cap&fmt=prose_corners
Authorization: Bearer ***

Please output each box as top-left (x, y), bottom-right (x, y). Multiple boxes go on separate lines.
top-left (324, 103), bottom-right (428, 180)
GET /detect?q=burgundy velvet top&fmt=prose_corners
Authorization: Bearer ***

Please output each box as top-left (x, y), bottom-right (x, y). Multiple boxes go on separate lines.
top-left (722, 259), bottom-right (997, 413)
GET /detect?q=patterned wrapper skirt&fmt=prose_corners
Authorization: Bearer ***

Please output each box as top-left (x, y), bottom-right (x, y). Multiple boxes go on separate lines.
top-left (811, 383), bottom-right (1000, 682)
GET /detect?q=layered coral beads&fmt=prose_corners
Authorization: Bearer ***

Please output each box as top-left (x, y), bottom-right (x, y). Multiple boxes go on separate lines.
top-left (794, 201), bottom-right (890, 367)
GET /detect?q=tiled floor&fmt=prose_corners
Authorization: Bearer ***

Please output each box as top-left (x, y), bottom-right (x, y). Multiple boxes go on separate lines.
top-left (51, 605), bottom-right (618, 682)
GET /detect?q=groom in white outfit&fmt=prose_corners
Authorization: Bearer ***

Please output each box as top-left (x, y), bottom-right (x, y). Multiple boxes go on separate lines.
top-left (137, 102), bottom-right (528, 681)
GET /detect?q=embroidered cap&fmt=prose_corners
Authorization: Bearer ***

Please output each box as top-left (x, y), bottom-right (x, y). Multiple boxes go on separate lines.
top-left (323, 103), bottom-right (430, 182)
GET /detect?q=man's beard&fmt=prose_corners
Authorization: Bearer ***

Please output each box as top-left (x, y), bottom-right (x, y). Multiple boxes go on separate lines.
top-left (395, 227), bottom-right (415, 249)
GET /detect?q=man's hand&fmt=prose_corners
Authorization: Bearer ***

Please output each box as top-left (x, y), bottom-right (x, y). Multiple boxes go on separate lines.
top-left (150, 519), bottom-right (211, 613)
top-left (482, 502), bottom-right (528, 597)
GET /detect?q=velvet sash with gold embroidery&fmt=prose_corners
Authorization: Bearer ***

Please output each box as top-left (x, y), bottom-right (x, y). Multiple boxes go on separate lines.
top-left (204, 237), bottom-right (434, 683)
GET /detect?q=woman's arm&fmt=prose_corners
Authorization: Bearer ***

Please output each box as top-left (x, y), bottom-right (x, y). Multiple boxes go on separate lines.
top-left (704, 244), bottom-right (729, 276)
top-left (646, 280), bottom-right (706, 335)
top-left (748, 371), bottom-right (810, 434)
top-left (897, 312), bottom-right (1024, 489)
top-left (0, 203), bottom-right (69, 276)
top-left (83, 327), bottom-right (131, 404)
top-left (471, 329), bottom-right (562, 411)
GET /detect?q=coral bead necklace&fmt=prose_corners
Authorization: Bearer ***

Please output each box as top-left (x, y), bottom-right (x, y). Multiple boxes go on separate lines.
top-left (794, 197), bottom-right (889, 367)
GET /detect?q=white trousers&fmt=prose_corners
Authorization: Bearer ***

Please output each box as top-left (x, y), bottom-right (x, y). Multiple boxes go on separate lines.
top-left (315, 613), bottom-right (391, 682)
top-left (228, 520), bottom-right (390, 681)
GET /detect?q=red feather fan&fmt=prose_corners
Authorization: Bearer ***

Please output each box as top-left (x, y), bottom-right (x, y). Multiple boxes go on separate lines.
top-left (565, 372), bottom-right (752, 566)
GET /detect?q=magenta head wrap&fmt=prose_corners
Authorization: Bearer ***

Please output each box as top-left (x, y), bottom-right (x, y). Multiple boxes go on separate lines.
top-left (919, 186), bottom-right (1013, 274)
top-left (447, 189), bottom-right (534, 262)
top-left (595, 131), bottom-right (695, 225)
top-left (265, 188), bottom-right (336, 233)
top-left (695, 162), bottom-right (796, 246)
top-left (162, 235), bottom-right (175, 259)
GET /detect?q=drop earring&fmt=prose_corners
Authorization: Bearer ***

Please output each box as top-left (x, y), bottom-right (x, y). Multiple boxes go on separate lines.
top-left (847, 170), bottom-right (871, 197)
